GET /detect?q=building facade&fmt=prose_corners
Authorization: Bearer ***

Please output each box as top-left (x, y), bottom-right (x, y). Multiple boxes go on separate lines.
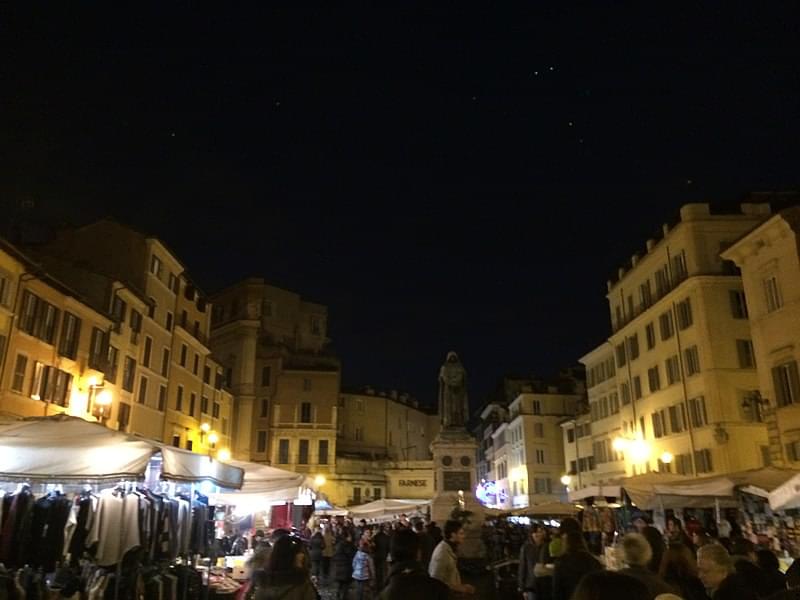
top-left (565, 203), bottom-right (772, 494)
top-left (209, 278), bottom-right (339, 476)
top-left (722, 208), bottom-right (800, 466)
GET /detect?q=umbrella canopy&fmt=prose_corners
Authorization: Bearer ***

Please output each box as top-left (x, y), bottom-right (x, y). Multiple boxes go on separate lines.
top-left (522, 502), bottom-right (580, 517)
top-left (349, 498), bottom-right (430, 521)
top-left (0, 415), bottom-right (244, 489)
top-left (769, 473), bottom-right (800, 511)
top-left (568, 484), bottom-right (622, 502)
top-left (210, 459), bottom-right (313, 507)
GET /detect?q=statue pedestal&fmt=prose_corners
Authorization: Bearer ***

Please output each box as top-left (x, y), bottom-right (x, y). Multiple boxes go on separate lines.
top-left (430, 429), bottom-right (486, 559)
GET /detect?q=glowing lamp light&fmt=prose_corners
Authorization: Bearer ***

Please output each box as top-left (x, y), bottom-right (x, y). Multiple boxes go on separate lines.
top-left (612, 437), bottom-right (629, 452)
top-left (87, 376), bottom-right (99, 388)
top-left (200, 423), bottom-right (211, 433)
top-left (314, 475), bottom-right (327, 487)
top-left (208, 432), bottom-right (219, 445)
top-left (660, 451), bottom-right (674, 465)
top-left (560, 474), bottom-right (572, 486)
top-left (218, 448), bottom-right (231, 462)
top-left (96, 389), bottom-right (113, 406)
top-left (629, 439), bottom-right (651, 463)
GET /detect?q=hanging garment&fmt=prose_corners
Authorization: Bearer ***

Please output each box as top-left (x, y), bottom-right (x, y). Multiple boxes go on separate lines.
top-left (0, 486), bottom-right (35, 566)
top-left (27, 491), bottom-right (72, 572)
top-left (88, 490), bottom-right (141, 566)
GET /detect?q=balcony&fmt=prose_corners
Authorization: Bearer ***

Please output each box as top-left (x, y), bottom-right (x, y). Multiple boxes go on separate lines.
top-left (178, 313), bottom-right (209, 346)
top-left (612, 272), bottom-right (689, 333)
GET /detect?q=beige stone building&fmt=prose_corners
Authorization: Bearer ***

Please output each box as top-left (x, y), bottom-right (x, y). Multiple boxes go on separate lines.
top-left (331, 388), bottom-right (439, 506)
top-left (722, 207), bottom-right (800, 466)
top-left (209, 278), bottom-right (339, 476)
top-left (34, 219), bottom-right (233, 455)
top-left (564, 203), bottom-right (772, 495)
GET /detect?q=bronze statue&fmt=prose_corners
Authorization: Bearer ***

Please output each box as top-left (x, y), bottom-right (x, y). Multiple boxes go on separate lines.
top-left (438, 351), bottom-right (468, 428)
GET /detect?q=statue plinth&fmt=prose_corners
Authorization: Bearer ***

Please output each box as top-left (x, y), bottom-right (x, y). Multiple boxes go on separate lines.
top-left (429, 432), bottom-right (485, 559)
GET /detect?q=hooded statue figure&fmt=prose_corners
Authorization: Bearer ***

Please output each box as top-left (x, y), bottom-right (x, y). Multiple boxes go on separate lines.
top-left (438, 351), bottom-right (468, 428)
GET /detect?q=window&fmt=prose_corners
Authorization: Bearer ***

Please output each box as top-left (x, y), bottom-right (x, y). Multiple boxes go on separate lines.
top-left (11, 354), bottom-right (27, 392)
top-left (261, 366), bottom-right (271, 387)
top-left (609, 392), bottom-right (620, 414)
top-left (300, 402), bottom-right (312, 423)
top-left (675, 453), bottom-right (692, 475)
top-left (736, 340), bottom-right (756, 368)
top-left (213, 402), bottom-right (220, 418)
top-left (652, 411), bottom-right (665, 438)
top-left (616, 343), bottom-right (627, 368)
top-left (318, 440), bottom-right (329, 464)
top-left (533, 422), bottom-right (544, 437)
top-left (621, 382), bottom-right (631, 405)
top-left (773, 361), bottom-right (800, 407)
top-left (222, 418), bottom-right (229, 435)
top-left (532, 400), bottom-right (542, 414)
top-left (627, 334), bottom-right (640, 361)
top-left (310, 316), bottom-right (322, 335)
top-left (645, 322), bottom-right (656, 350)
top-left (203, 366), bottom-right (210, 384)
top-left (158, 385), bottom-right (167, 411)
top-left (129, 309), bottom-right (142, 343)
top-left (106, 345), bottom-right (119, 383)
top-left (730, 290), bottom-right (748, 319)
top-left (655, 264), bottom-right (670, 297)
top-left (18, 291), bottom-right (61, 344)
top-left (535, 449), bottom-right (545, 464)
top-left (193, 354), bottom-right (199, 375)
top-left (147, 299), bottom-right (156, 320)
top-left (303, 378), bottom-right (312, 391)
top-left (676, 298), bottom-right (693, 329)
top-left (694, 449), bottom-right (713, 474)
top-left (118, 403), bottom-right (131, 431)
top-left (122, 357), bottom-right (136, 392)
top-left (672, 250), bottom-right (688, 281)
top-left (168, 272), bottom-right (179, 293)
top-left (138, 376), bottom-right (148, 404)
top-left (150, 255), bottom-right (162, 277)
top-left (260, 398), bottom-right (269, 417)
top-left (58, 313), bottom-right (81, 359)
top-left (659, 311), bottom-right (674, 341)
top-left (298, 439), bottom-right (309, 464)
top-left (176, 385), bottom-right (184, 411)
top-left (640, 280), bottom-right (653, 309)
top-left (669, 404), bottom-right (686, 433)
top-left (111, 296), bottom-right (127, 324)
top-left (353, 487), bottom-right (362, 504)
top-left (665, 355), bottom-right (681, 385)
top-left (764, 276), bottom-right (782, 312)
top-left (374, 488), bottom-right (382, 500)
top-left (534, 478), bottom-right (552, 494)
top-left (179, 344), bottom-right (187, 367)
top-left (0, 272), bottom-right (12, 307)
top-left (566, 428), bottom-right (575, 443)
top-left (165, 312), bottom-right (173, 331)
top-left (684, 346), bottom-right (701, 376)
top-left (278, 439), bottom-right (289, 463)
top-left (688, 396), bottom-right (708, 427)
top-left (186, 440), bottom-right (193, 452)
top-left (172, 435), bottom-right (181, 448)
top-left (633, 376), bottom-right (642, 400)
top-left (647, 366), bottom-right (661, 393)
top-left (142, 336), bottom-right (153, 368)
top-left (201, 396), bottom-right (209, 414)
top-left (189, 393), bottom-right (196, 417)
top-left (30, 361), bottom-right (43, 399)
top-left (161, 348), bottom-right (170, 377)
top-left (214, 371), bottom-right (223, 390)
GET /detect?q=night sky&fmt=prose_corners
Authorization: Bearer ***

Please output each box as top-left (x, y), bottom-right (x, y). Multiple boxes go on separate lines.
top-left (2, 6), bottom-right (799, 409)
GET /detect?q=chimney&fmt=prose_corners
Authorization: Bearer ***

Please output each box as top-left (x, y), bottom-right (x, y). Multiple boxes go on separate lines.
top-left (680, 203), bottom-right (711, 221)
top-left (662, 223), bottom-right (670, 236)
top-left (617, 267), bottom-right (626, 280)
top-left (740, 203), bottom-right (772, 217)
top-left (631, 254), bottom-right (639, 267)
top-left (646, 239), bottom-right (656, 252)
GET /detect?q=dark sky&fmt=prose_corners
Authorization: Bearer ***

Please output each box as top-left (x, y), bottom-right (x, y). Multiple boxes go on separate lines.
top-left (2, 5), bottom-right (799, 409)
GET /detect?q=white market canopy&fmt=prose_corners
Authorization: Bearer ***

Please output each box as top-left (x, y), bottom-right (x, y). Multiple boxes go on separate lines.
top-left (568, 484), bottom-right (622, 502)
top-left (769, 473), bottom-right (800, 511)
top-left (0, 415), bottom-right (244, 489)
top-left (522, 501), bottom-right (581, 517)
top-left (209, 459), bottom-right (314, 509)
top-left (349, 498), bottom-right (430, 521)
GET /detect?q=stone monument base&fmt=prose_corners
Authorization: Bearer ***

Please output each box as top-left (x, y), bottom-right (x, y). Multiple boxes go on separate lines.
top-left (430, 429), bottom-right (486, 559)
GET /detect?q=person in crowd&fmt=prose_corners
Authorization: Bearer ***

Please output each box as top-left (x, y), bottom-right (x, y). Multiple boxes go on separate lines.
top-left (309, 528), bottom-right (325, 583)
top-left (641, 526), bottom-right (666, 573)
top-left (236, 546), bottom-right (271, 600)
top-left (550, 517), bottom-right (582, 559)
top-left (518, 524), bottom-right (553, 600)
top-left (322, 524), bottom-right (335, 582)
top-left (658, 543), bottom-right (706, 600)
top-left (253, 535), bottom-right (317, 600)
top-left (756, 549), bottom-right (787, 597)
top-left (332, 531), bottom-right (357, 600)
top-left (428, 520), bottom-right (476, 596)
top-left (570, 570), bottom-right (651, 600)
top-left (691, 528), bottom-right (713, 550)
top-left (426, 521), bottom-right (443, 546)
top-left (729, 538), bottom-right (768, 596)
top-left (765, 559), bottom-right (800, 600)
top-left (372, 524), bottom-right (391, 591)
top-left (353, 539), bottom-right (376, 600)
top-left (666, 517), bottom-right (692, 548)
top-left (552, 530), bottom-right (604, 600)
top-left (617, 533), bottom-right (676, 599)
top-left (379, 528), bottom-right (449, 599)
top-left (412, 519), bottom-right (435, 570)
top-left (697, 543), bottom-right (758, 600)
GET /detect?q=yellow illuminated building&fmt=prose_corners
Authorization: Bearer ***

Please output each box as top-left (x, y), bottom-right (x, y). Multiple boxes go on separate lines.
top-left (565, 203), bottom-right (772, 493)
top-left (722, 207), bottom-right (800, 466)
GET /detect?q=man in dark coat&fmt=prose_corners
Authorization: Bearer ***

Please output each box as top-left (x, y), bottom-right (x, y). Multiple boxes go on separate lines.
top-left (331, 532), bottom-right (357, 600)
top-left (373, 524), bottom-right (391, 591)
top-left (379, 528), bottom-right (449, 600)
top-left (412, 520), bottom-right (435, 570)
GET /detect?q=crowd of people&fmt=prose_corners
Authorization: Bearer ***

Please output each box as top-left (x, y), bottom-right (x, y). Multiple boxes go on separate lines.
top-left (515, 514), bottom-right (799, 600)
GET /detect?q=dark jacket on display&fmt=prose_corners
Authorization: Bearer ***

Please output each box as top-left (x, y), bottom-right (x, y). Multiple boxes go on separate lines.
top-left (378, 560), bottom-right (450, 600)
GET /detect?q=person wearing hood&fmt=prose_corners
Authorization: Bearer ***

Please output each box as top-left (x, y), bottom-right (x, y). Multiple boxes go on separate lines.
top-left (332, 531), bottom-right (357, 600)
top-left (379, 528), bottom-right (449, 600)
top-left (253, 535), bottom-right (318, 600)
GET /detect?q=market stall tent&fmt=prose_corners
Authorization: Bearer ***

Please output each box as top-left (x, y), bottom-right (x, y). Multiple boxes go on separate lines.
top-left (349, 498), bottom-right (431, 521)
top-left (769, 473), bottom-right (800, 511)
top-left (567, 484), bottom-right (622, 502)
top-left (0, 415), bottom-right (244, 489)
top-left (521, 502), bottom-right (581, 517)
top-left (209, 459), bottom-right (315, 508)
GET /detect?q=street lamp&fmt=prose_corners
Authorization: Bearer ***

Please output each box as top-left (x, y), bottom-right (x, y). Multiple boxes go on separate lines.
top-left (95, 389), bottom-right (112, 424)
top-left (314, 474), bottom-right (327, 487)
top-left (208, 431), bottom-right (219, 447)
top-left (560, 474), bottom-right (572, 487)
top-left (217, 448), bottom-right (231, 462)
top-left (660, 451), bottom-right (674, 465)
